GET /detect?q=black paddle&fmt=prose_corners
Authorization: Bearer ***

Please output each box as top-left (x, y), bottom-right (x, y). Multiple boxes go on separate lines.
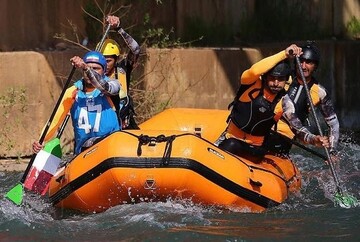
top-left (295, 55), bottom-right (358, 208)
top-left (56, 24), bottom-right (112, 139)
top-left (5, 66), bottom-right (76, 205)
top-left (269, 130), bottom-right (327, 160)
top-left (97, 24), bottom-right (111, 51)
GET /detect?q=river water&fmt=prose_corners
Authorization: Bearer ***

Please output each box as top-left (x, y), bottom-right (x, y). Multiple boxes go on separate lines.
top-left (0, 131), bottom-right (359, 241)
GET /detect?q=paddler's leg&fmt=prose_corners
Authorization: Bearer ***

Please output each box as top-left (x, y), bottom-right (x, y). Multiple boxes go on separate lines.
top-left (218, 138), bottom-right (265, 163)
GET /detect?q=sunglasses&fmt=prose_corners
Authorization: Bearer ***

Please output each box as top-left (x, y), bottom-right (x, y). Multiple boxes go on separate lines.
top-left (267, 75), bottom-right (287, 82)
top-left (299, 58), bottom-right (315, 65)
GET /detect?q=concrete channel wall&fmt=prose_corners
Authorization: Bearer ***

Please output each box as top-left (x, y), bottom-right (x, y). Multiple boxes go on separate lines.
top-left (1, 42), bottom-right (359, 157)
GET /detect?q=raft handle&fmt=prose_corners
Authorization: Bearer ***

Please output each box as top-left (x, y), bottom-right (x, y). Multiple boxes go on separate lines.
top-left (249, 178), bottom-right (262, 187)
top-left (55, 175), bottom-right (65, 183)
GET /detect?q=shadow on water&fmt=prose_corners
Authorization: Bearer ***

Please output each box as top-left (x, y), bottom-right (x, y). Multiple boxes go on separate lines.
top-left (0, 131), bottom-right (359, 241)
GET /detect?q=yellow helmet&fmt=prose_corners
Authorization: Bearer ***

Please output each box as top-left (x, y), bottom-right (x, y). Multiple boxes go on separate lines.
top-left (98, 39), bottom-right (121, 57)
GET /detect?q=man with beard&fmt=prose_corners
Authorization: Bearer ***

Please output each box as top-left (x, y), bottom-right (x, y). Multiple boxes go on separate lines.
top-left (215, 44), bottom-right (329, 162)
top-left (265, 42), bottom-right (340, 158)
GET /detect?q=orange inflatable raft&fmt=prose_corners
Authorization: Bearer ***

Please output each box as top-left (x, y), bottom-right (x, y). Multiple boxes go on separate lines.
top-left (48, 108), bottom-right (301, 213)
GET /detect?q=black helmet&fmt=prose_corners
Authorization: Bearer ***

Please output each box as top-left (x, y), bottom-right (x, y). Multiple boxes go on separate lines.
top-left (266, 60), bottom-right (291, 77)
top-left (300, 41), bottom-right (320, 64)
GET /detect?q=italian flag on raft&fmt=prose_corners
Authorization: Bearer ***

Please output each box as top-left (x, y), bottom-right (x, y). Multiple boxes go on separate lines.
top-left (24, 137), bottom-right (62, 195)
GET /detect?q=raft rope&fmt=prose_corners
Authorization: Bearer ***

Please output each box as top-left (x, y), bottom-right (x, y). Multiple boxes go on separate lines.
top-left (137, 134), bottom-right (177, 166)
top-left (131, 131), bottom-right (295, 186)
top-left (263, 157), bottom-right (286, 180)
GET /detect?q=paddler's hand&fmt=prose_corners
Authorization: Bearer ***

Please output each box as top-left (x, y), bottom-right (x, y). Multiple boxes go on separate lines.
top-left (70, 56), bottom-right (87, 70)
top-left (106, 15), bottom-right (120, 29)
top-left (286, 44), bottom-right (302, 58)
top-left (328, 149), bottom-right (340, 164)
top-left (32, 141), bottom-right (44, 154)
top-left (312, 135), bottom-right (330, 148)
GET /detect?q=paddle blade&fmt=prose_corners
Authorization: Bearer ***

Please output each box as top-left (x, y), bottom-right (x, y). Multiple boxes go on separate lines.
top-left (24, 138), bottom-right (62, 196)
top-left (335, 192), bottom-right (358, 209)
top-left (5, 183), bottom-right (24, 205)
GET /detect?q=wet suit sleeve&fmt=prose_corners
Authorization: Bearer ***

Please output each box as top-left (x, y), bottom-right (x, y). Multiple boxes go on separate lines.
top-left (240, 50), bottom-right (287, 85)
top-left (42, 86), bottom-right (75, 142)
top-left (117, 28), bottom-right (140, 66)
top-left (281, 94), bottom-right (320, 146)
top-left (84, 68), bottom-right (120, 96)
top-left (317, 84), bottom-right (340, 151)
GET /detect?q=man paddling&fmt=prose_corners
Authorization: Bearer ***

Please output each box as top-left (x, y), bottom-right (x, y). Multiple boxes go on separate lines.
top-left (215, 44), bottom-right (329, 162)
top-left (32, 51), bottom-right (121, 155)
top-left (98, 15), bottom-right (141, 129)
top-left (264, 42), bottom-right (340, 158)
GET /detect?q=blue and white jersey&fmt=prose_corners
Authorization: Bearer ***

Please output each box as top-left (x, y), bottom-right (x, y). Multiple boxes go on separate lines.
top-left (71, 80), bottom-right (120, 154)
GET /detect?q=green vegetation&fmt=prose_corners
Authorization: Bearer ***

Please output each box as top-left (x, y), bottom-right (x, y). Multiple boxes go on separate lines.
top-left (0, 87), bottom-right (28, 156)
top-left (346, 16), bottom-right (360, 39)
top-left (141, 13), bottom-right (182, 48)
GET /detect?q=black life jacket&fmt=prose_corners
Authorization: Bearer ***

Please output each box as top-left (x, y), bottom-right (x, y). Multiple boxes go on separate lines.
top-left (287, 76), bottom-right (316, 123)
top-left (229, 81), bottom-right (285, 136)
